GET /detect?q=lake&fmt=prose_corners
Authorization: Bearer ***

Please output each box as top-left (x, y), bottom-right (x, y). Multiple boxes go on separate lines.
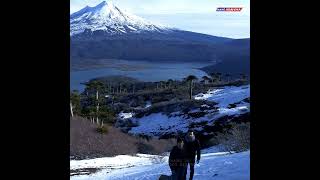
top-left (70, 60), bottom-right (212, 92)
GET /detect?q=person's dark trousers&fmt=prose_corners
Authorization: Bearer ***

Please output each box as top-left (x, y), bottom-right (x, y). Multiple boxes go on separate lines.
top-left (172, 167), bottom-right (187, 180)
top-left (183, 161), bottom-right (195, 180)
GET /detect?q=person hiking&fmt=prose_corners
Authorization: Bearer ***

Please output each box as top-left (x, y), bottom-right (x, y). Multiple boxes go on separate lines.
top-left (168, 137), bottom-right (188, 180)
top-left (183, 130), bottom-right (201, 180)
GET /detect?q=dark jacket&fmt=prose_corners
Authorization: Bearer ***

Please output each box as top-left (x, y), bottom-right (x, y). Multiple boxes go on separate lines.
top-left (169, 146), bottom-right (187, 171)
top-left (184, 138), bottom-right (201, 162)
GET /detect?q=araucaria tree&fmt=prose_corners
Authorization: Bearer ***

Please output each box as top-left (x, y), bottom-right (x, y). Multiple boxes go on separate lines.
top-left (185, 75), bottom-right (198, 100)
top-left (85, 80), bottom-right (104, 126)
top-left (70, 90), bottom-right (81, 117)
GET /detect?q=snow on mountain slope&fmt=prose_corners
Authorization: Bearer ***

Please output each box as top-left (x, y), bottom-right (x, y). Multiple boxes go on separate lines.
top-left (70, 150), bottom-right (250, 180)
top-left (70, 1), bottom-right (171, 36)
top-left (195, 85), bottom-right (250, 108)
top-left (128, 85), bottom-right (250, 136)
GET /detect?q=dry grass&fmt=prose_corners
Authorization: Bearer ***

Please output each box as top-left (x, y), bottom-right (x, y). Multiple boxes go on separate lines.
top-left (70, 116), bottom-right (175, 159)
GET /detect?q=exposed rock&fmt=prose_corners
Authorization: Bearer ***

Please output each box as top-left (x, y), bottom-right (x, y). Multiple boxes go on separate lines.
top-left (228, 103), bottom-right (237, 109)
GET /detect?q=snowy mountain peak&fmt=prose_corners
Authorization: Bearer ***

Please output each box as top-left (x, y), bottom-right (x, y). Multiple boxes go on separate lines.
top-left (70, 1), bottom-right (172, 36)
top-left (90, 0), bottom-right (115, 12)
top-left (97, 0), bottom-right (109, 6)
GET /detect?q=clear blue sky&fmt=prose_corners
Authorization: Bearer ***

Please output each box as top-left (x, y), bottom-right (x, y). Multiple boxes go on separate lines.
top-left (70, 0), bottom-right (250, 38)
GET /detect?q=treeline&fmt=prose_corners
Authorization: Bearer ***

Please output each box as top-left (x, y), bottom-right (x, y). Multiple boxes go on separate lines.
top-left (69, 73), bottom-right (249, 128)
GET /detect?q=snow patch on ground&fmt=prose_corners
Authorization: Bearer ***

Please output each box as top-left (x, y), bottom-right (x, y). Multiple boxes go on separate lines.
top-left (70, 154), bottom-right (164, 171)
top-left (129, 113), bottom-right (189, 135)
top-left (118, 112), bottom-right (134, 119)
top-left (70, 150), bottom-right (250, 180)
top-left (145, 101), bottom-right (152, 108)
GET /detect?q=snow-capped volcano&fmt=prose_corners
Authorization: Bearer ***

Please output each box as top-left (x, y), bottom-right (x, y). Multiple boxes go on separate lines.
top-left (70, 1), bottom-right (243, 71)
top-left (70, 1), bottom-right (171, 36)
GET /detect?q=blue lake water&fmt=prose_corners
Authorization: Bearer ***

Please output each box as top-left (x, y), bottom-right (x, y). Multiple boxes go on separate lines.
top-left (70, 61), bottom-right (212, 92)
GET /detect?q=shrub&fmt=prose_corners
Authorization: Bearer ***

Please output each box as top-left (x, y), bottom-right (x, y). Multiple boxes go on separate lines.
top-left (213, 122), bottom-right (250, 152)
top-left (205, 136), bottom-right (220, 147)
top-left (98, 106), bottom-right (116, 125)
top-left (243, 97), bottom-right (250, 103)
top-left (136, 141), bottom-right (155, 154)
top-left (188, 111), bottom-right (207, 118)
top-left (140, 138), bottom-right (176, 155)
top-left (96, 125), bottom-right (109, 134)
top-left (138, 134), bottom-right (152, 141)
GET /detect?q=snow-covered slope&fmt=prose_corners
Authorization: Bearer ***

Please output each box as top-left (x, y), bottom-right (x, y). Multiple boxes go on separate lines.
top-left (126, 85), bottom-right (250, 136)
top-left (70, 150), bottom-right (250, 180)
top-left (194, 85), bottom-right (250, 108)
top-left (70, 1), bottom-right (171, 36)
